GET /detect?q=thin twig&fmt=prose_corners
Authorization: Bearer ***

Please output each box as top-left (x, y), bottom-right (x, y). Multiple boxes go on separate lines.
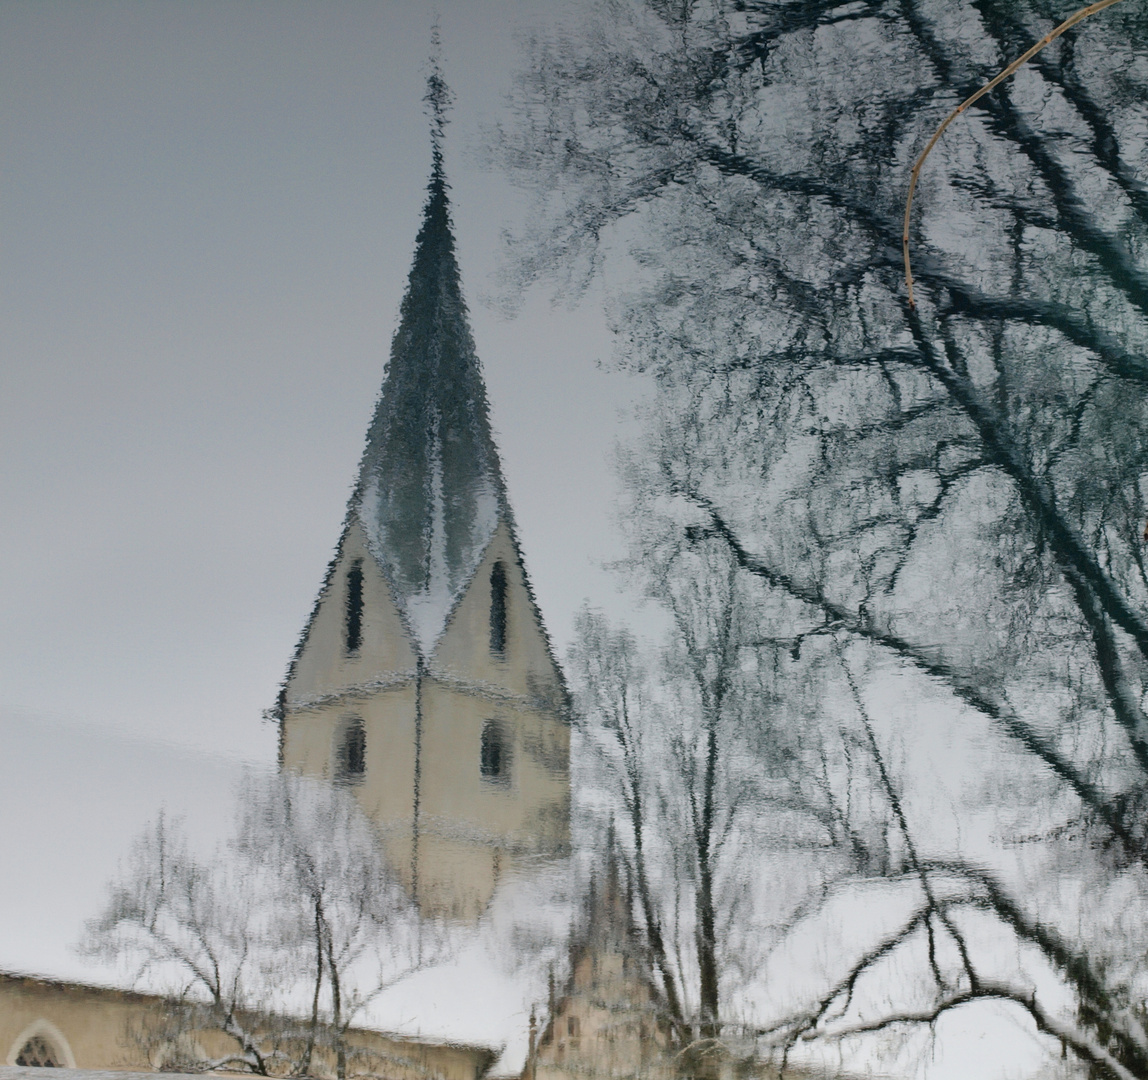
top-left (903, 0), bottom-right (1125, 308)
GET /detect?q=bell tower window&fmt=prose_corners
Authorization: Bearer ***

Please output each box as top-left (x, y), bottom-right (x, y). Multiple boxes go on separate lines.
top-left (345, 560), bottom-right (364, 655)
top-left (480, 719), bottom-right (510, 784)
top-left (489, 561), bottom-right (507, 656)
top-left (335, 717), bottom-right (366, 783)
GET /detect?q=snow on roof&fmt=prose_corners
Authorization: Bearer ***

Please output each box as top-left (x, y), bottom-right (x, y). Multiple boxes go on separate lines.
top-left (1, 709), bottom-right (542, 1063)
top-left (0, 708), bottom-right (254, 988)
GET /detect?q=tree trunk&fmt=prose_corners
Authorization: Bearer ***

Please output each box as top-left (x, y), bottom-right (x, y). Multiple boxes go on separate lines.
top-left (696, 718), bottom-right (720, 1041)
top-left (297, 903), bottom-right (324, 1076)
top-left (630, 782), bottom-right (688, 1042)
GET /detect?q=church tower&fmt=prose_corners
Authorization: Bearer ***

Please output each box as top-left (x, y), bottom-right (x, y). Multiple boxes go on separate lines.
top-left (277, 90), bottom-right (569, 920)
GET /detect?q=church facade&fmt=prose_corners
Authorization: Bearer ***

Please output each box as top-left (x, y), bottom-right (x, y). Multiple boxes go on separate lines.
top-left (275, 141), bottom-right (570, 921)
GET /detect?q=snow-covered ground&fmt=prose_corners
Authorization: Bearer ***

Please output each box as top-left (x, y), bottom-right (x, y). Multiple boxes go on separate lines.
top-left (0, 709), bottom-right (556, 1073)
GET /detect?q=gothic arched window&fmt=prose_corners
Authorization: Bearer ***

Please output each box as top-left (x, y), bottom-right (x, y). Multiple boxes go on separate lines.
top-left (8, 1021), bottom-right (73, 1069)
top-left (489, 561), bottom-right (508, 657)
top-left (480, 719), bottom-right (510, 784)
top-left (15, 1035), bottom-right (62, 1068)
top-left (345, 560), bottom-right (364, 655)
top-left (335, 717), bottom-right (366, 783)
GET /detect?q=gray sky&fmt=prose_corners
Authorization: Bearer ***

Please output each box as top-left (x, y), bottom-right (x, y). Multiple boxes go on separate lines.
top-left (1, 0), bottom-right (643, 762)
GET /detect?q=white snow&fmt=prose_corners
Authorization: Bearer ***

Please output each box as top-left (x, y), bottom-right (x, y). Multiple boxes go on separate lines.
top-left (400, 446), bottom-right (454, 653)
top-left (360, 466), bottom-right (501, 657)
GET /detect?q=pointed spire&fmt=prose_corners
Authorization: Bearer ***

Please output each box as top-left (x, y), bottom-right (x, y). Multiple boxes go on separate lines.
top-left (424, 22), bottom-right (453, 177)
top-left (352, 65), bottom-right (507, 657)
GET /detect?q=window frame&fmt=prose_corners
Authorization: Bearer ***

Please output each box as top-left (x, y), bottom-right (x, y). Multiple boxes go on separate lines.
top-left (479, 718), bottom-right (511, 785)
top-left (344, 559), bottom-right (364, 656)
top-left (7, 1020), bottom-right (74, 1069)
top-left (489, 560), bottom-right (508, 657)
top-left (334, 716), bottom-right (366, 784)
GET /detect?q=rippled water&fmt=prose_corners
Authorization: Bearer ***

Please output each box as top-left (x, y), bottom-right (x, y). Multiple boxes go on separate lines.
top-left (6, 2), bottom-right (1148, 1079)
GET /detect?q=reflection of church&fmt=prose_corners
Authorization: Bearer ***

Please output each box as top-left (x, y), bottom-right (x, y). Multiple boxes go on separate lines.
top-left (274, 137), bottom-right (570, 922)
top-left (1, 108), bottom-right (858, 1080)
top-left (527, 845), bottom-right (671, 1080)
top-left (2, 124), bottom-right (566, 1074)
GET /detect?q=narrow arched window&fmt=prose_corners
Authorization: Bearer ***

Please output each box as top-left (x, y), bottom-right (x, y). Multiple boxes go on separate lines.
top-left (345, 560), bottom-right (364, 655)
top-left (336, 717), bottom-right (366, 783)
top-left (16, 1035), bottom-right (62, 1068)
top-left (489, 561), bottom-right (507, 657)
top-left (480, 719), bottom-right (510, 784)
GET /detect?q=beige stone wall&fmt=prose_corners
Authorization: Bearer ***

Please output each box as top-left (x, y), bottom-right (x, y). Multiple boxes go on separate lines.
top-left (281, 518), bottom-right (570, 920)
top-left (281, 682), bottom-right (420, 849)
top-left (531, 948), bottom-right (669, 1080)
top-left (0, 974), bottom-right (492, 1080)
top-left (433, 523), bottom-right (566, 701)
top-left (1, 974), bottom-right (152, 1070)
top-left (287, 521), bottom-right (418, 706)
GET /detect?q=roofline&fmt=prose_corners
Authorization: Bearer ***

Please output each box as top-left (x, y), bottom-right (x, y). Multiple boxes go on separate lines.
top-left (0, 970), bottom-right (501, 1060)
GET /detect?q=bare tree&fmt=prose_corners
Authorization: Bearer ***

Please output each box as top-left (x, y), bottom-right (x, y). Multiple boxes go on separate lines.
top-left (567, 531), bottom-right (898, 1054)
top-left (495, 0), bottom-right (1148, 1074)
top-left (234, 774), bottom-right (431, 1080)
top-left (82, 809), bottom-right (276, 1074)
top-left (83, 773), bottom-right (432, 1078)
top-left (568, 609), bottom-right (689, 1039)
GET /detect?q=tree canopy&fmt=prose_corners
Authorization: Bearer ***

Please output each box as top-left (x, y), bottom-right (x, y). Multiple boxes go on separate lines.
top-left (497, 2), bottom-right (1148, 1075)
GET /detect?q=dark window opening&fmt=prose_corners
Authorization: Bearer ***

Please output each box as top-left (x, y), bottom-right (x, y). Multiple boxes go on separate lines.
top-left (16, 1037), bottom-right (62, 1068)
top-left (567, 1016), bottom-right (580, 1038)
top-left (489, 561), bottom-right (507, 656)
top-left (480, 719), bottom-right (510, 783)
top-left (336, 718), bottom-right (366, 783)
top-left (345, 561), bottom-right (364, 655)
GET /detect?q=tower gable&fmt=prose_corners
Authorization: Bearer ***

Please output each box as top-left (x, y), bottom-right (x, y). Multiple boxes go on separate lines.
top-left (285, 517), bottom-right (417, 708)
top-left (432, 521), bottom-right (565, 707)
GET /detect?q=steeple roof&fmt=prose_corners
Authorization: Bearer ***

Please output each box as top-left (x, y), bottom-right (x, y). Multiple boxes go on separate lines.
top-left (350, 127), bottom-right (508, 656)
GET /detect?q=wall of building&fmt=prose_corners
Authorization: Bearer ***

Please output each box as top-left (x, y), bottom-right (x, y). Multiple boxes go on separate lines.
top-left (0, 973), bottom-right (493, 1080)
top-left (281, 520), bottom-right (569, 921)
top-left (1, 974), bottom-right (151, 1070)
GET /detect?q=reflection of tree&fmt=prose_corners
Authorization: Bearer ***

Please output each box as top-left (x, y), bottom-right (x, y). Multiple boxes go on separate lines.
top-left (82, 774), bottom-right (433, 1078)
top-left (568, 611), bottom-right (687, 1040)
top-left (568, 535), bottom-right (897, 1052)
top-left (497, 1), bottom-right (1148, 1074)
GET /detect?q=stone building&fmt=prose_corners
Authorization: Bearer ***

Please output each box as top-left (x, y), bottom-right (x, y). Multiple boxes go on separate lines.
top-left (527, 852), bottom-right (672, 1080)
top-left (0, 972), bottom-right (493, 1079)
top-left (274, 134), bottom-right (569, 921)
top-left (523, 852), bottom-right (868, 1080)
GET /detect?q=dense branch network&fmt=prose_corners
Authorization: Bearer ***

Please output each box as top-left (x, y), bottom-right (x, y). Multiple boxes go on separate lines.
top-left (498, 0), bottom-right (1148, 1075)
